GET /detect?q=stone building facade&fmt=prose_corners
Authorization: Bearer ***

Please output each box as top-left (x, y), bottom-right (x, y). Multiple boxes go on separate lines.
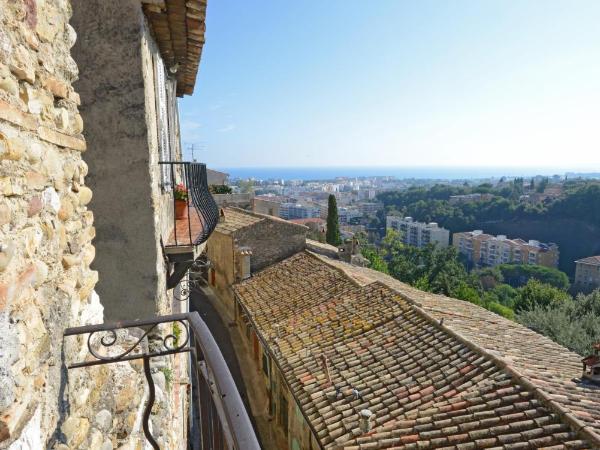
top-left (71, 0), bottom-right (205, 320)
top-left (574, 255), bottom-right (600, 293)
top-left (206, 207), bottom-right (307, 318)
top-left (0, 0), bottom-right (210, 448)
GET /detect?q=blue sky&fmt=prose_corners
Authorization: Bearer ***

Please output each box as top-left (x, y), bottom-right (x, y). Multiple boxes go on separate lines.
top-left (178, 1), bottom-right (600, 170)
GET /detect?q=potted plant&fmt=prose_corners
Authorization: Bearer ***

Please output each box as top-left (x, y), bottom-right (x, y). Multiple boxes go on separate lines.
top-left (174, 183), bottom-right (188, 219)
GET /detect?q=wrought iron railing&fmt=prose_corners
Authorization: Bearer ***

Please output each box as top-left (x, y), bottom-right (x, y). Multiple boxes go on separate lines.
top-left (64, 312), bottom-right (260, 450)
top-left (159, 162), bottom-right (219, 249)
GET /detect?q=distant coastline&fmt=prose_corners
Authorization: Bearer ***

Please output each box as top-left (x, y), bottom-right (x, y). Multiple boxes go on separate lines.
top-left (211, 166), bottom-right (596, 181)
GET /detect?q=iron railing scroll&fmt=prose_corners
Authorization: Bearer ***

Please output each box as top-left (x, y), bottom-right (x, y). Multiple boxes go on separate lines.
top-left (159, 162), bottom-right (220, 249)
top-left (64, 312), bottom-right (260, 450)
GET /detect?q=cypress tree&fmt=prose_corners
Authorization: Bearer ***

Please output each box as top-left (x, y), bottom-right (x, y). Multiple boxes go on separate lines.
top-left (326, 194), bottom-right (341, 246)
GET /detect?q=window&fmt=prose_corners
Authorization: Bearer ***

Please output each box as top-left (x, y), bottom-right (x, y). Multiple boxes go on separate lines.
top-left (154, 54), bottom-right (172, 189)
top-left (279, 392), bottom-right (289, 436)
top-left (262, 352), bottom-right (270, 377)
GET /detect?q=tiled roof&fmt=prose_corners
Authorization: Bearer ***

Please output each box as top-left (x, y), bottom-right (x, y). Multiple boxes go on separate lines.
top-left (576, 256), bottom-right (600, 266)
top-left (233, 251), bottom-right (600, 449)
top-left (214, 207), bottom-right (264, 235)
top-left (289, 218), bottom-right (326, 225)
top-left (214, 207), bottom-right (308, 235)
top-left (142, 0), bottom-right (207, 96)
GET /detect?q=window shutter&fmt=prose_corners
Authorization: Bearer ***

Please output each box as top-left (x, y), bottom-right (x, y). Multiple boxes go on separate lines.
top-left (154, 56), bottom-right (171, 189)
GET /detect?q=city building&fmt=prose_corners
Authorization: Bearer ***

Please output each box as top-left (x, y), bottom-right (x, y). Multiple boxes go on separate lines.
top-left (357, 201), bottom-right (383, 216)
top-left (206, 168), bottom-right (229, 185)
top-left (289, 217), bottom-right (326, 236)
top-left (386, 216), bottom-right (450, 247)
top-left (575, 256), bottom-right (600, 292)
top-left (453, 230), bottom-right (560, 268)
top-left (449, 193), bottom-right (494, 204)
top-left (0, 1), bottom-right (257, 448)
top-left (252, 195), bottom-right (282, 217)
top-left (279, 202), bottom-right (321, 220)
top-left (357, 188), bottom-right (377, 200)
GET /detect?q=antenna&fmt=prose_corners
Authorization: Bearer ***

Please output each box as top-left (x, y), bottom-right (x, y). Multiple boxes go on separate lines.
top-left (184, 141), bottom-right (206, 163)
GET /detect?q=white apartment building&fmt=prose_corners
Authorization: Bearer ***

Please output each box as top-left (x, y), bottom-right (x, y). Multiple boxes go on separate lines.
top-left (280, 203), bottom-right (321, 220)
top-left (386, 216), bottom-right (450, 248)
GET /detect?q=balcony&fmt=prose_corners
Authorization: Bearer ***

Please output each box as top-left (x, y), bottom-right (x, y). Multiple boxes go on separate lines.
top-left (64, 312), bottom-right (260, 450)
top-left (159, 162), bottom-right (219, 288)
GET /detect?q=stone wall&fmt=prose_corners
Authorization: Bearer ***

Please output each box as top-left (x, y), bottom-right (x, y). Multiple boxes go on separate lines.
top-left (0, 0), bottom-right (99, 445)
top-left (213, 193), bottom-right (253, 210)
top-left (252, 197), bottom-right (280, 217)
top-left (0, 1), bottom-right (186, 448)
top-left (206, 231), bottom-right (235, 318)
top-left (236, 219), bottom-right (307, 273)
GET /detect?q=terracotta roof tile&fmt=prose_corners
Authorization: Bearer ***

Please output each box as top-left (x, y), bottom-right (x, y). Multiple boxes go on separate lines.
top-left (214, 207), bottom-right (264, 235)
top-left (214, 207), bottom-right (307, 236)
top-left (576, 256), bottom-right (600, 266)
top-left (233, 251), bottom-right (600, 449)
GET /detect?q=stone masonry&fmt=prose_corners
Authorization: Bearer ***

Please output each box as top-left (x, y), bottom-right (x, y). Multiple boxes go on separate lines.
top-left (0, 2), bottom-right (185, 448)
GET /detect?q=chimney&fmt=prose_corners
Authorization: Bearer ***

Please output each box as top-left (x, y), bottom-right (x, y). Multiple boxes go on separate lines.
top-left (359, 409), bottom-right (374, 433)
top-left (235, 246), bottom-right (252, 281)
top-left (219, 208), bottom-right (226, 223)
top-left (339, 237), bottom-right (361, 263)
top-left (582, 342), bottom-right (600, 385)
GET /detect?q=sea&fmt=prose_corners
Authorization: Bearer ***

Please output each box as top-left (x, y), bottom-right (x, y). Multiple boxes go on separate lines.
top-left (212, 166), bottom-right (593, 182)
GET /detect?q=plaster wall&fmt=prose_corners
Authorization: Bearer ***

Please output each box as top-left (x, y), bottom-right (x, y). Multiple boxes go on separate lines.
top-left (206, 231), bottom-right (235, 317)
top-left (71, 0), bottom-right (171, 320)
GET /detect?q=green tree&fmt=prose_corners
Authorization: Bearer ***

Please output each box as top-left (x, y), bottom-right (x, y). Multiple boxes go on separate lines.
top-left (514, 279), bottom-right (571, 312)
top-left (238, 179), bottom-right (254, 193)
top-left (518, 289), bottom-right (600, 355)
top-left (498, 264), bottom-right (570, 291)
top-left (487, 302), bottom-right (515, 320)
top-left (482, 284), bottom-right (518, 309)
top-left (536, 177), bottom-right (549, 193)
top-left (326, 194), bottom-right (341, 246)
top-left (209, 184), bottom-right (232, 194)
top-left (362, 247), bottom-right (389, 273)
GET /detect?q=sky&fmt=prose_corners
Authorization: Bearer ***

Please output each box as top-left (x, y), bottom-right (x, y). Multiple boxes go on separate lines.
top-left (178, 1), bottom-right (600, 170)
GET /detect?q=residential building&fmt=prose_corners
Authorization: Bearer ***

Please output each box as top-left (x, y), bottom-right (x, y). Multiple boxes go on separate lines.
top-left (73, 0), bottom-right (217, 320)
top-left (357, 201), bottom-right (383, 216)
top-left (252, 195), bottom-right (282, 217)
top-left (207, 168), bottom-right (229, 185)
top-left (230, 249), bottom-right (600, 449)
top-left (575, 256), bottom-right (600, 292)
top-left (386, 216), bottom-right (450, 247)
top-left (357, 188), bottom-right (377, 200)
top-left (289, 217), bottom-right (326, 237)
top-left (449, 193), bottom-right (494, 204)
top-left (335, 207), bottom-right (362, 225)
top-left (0, 1), bottom-right (257, 448)
top-left (206, 207), bottom-right (307, 317)
top-left (279, 202), bottom-right (321, 220)
top-left (453, 230), bottom-right (560, 268)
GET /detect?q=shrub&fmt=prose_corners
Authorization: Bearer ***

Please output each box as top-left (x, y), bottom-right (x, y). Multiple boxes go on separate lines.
top-left (487, 302), bottom-right (515, 320)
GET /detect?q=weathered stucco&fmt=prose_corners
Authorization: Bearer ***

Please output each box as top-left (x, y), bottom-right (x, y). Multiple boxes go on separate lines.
top-left (71, 0), bottom-right (174, 320)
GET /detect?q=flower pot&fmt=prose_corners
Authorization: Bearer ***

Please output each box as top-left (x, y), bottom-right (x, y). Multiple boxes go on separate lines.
top-left (175, 199), bottom-right (188, 219)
